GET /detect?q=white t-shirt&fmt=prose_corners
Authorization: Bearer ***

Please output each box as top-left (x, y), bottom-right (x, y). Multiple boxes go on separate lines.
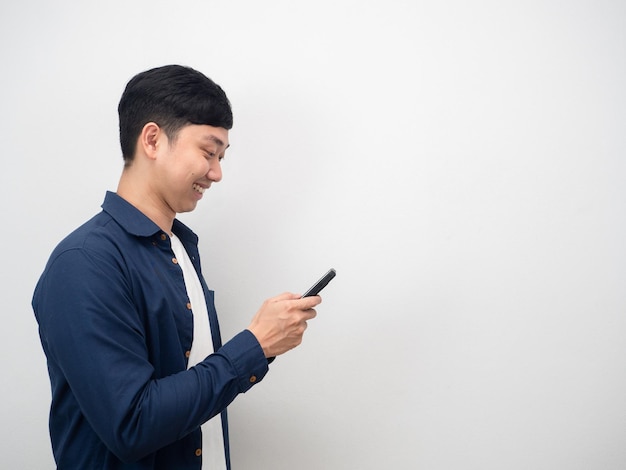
top-left (170, 234), bottom-right (227, 470)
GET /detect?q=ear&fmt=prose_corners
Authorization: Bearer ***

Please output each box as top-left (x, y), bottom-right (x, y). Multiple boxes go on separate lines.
top-left (138, 122), bottom-right (164, 160)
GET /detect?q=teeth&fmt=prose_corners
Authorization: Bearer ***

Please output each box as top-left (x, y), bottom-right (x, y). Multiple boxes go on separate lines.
top-left (193, 184), bottom-right (205, 194)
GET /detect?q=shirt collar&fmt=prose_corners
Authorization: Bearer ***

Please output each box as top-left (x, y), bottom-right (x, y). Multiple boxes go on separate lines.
top-left (101, 191), bottom-right (198, 244)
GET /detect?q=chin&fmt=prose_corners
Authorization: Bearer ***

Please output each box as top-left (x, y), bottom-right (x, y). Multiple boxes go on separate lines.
top-left (175, 202), bottom-right (198, 214)
top-left (181, 205), bottom-right (198, 214)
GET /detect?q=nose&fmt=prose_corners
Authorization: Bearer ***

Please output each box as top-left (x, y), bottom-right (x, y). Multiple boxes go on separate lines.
top-left (208, 160), bottom-right (222, 183)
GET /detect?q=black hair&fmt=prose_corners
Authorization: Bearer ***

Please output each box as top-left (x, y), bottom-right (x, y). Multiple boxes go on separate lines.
top-left (118, 65), bottom-right (233, 163)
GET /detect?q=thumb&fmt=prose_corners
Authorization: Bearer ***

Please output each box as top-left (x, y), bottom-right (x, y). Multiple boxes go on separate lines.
top-left (271, 292), bottom-right (301, 302)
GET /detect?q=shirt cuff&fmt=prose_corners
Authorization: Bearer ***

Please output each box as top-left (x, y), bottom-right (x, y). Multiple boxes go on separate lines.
top-left (220, 329), bottom-right (269, 393)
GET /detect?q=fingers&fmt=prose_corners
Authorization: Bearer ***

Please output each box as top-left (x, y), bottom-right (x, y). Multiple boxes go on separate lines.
top-left (247, 292), bottom-right (322, 358)
top-left (294, 294), bottom-right (322, 309)
top-left (270, 292), bottom-right (302, 302)
top-left (302, 306), bottom-right (317, 321)
top-left (268, 292), bottom-right (321, 314)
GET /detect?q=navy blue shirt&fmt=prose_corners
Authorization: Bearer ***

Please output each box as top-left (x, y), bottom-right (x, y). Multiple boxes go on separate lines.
top-left (33, 191), bottom-right (269, 469)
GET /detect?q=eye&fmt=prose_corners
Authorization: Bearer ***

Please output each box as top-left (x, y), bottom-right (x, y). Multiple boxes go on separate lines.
top-left (201, 146), bottom-right (224, 161)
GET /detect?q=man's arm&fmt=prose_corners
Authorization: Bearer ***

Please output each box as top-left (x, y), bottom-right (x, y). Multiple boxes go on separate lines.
top-left (34, 246), bottom-right (268, 462)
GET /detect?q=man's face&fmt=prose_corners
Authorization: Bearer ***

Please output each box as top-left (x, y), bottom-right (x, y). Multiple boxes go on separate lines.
top-left (155, 124), bottom-right (230, 215)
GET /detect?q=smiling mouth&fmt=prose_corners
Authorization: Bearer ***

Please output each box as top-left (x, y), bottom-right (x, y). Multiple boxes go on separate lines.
top-left (192, 183), bottom-right (206, 194)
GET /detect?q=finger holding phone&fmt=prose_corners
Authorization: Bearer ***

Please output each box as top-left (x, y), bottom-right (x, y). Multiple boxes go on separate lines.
top-left (247, 269), bottom-right (336, 358)
top-left (247, 293), bottom-right (319, 357)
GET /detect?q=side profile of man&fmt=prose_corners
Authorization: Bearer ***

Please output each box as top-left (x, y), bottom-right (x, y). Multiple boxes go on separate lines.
top-left (32, 64), bottom-right (321, 469)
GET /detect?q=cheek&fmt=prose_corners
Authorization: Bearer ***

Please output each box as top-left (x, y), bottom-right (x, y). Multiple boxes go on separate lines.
top-left (192, 161), bottom-right (211, 177)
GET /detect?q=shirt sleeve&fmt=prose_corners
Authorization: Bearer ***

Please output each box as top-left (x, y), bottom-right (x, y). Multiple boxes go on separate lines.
top-left (34, 245), bottom-right (268, 463)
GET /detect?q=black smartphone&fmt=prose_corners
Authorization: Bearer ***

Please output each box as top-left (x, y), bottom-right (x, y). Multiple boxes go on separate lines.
top-left (301, 268), bottom-right (336, 298)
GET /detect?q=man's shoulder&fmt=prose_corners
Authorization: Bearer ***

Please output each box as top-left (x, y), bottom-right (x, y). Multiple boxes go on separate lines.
top-left (35, 210), bottom-right (126, 299)
top-left (54, 210), bottom-right (118, 252)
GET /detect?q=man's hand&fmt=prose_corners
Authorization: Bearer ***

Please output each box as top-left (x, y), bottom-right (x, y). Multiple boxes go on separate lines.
top-left (247, 292), bottom-right (321, 358)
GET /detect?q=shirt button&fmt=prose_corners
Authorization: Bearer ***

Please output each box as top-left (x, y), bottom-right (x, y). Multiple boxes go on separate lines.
top-left (160, 233), bottom-right (167, 241)
top-left (172, 257), bottom-right (178, 264)
top-left (195, 448), bottom-right (202, 457)
top-left (249, 375), bottom-right (257, 383)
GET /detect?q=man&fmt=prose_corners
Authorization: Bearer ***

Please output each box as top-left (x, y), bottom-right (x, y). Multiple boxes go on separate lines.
top-left (32, 65), bottom-right (321, 469)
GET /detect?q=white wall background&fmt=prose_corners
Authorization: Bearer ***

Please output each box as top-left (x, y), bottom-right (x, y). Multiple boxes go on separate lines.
top-left (1, 1), bottom-right (625, 468)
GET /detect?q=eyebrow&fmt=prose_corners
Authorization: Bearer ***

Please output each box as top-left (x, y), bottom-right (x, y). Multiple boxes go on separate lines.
top-left (202, 134), bottom-right (230, 150)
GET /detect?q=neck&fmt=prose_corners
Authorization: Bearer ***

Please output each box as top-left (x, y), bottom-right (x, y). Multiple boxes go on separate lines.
top-left (117, 167), bottom-right (175, 235)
